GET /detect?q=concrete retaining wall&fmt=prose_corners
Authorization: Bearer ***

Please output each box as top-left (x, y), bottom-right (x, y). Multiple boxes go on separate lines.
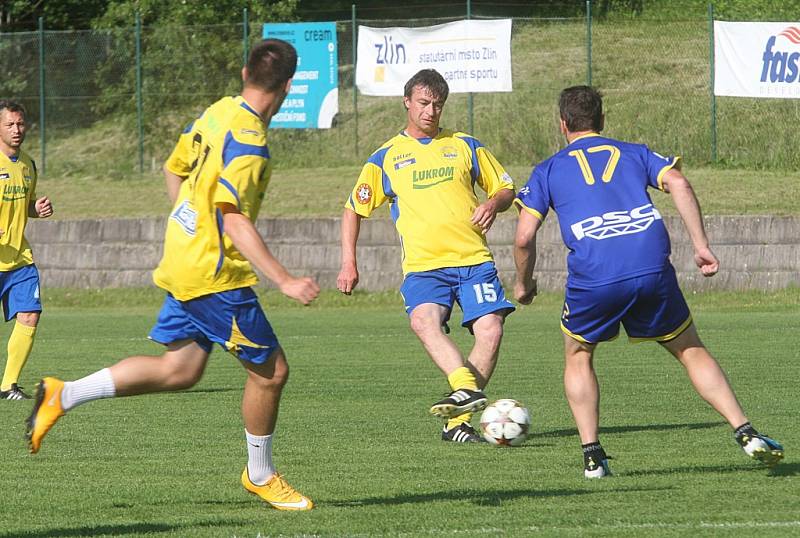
top-left (26, 216), bottom-right (800, 291)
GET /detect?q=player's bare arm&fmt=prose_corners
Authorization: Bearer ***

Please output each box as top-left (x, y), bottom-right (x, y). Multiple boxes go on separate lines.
top-left (513, 209), bottom-right (541, 304)
top-left (163, 166), bottom-right (187, 205)
top-left (218, 202), bottom-right (320, 304)
top-left (661, 168), bottom-right (719, 277)
top-left (29, 196), bottom-right (53, 218)
top-left (471, 188), bottom-right (515, 233)
top-left (337, 208), bottom-right (362, 295)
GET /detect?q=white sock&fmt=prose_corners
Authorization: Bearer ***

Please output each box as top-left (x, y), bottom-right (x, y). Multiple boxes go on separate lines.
top-left (61, 368), bottom-right (116, 411)
top-left (245, 429), bottom-right (275, 486)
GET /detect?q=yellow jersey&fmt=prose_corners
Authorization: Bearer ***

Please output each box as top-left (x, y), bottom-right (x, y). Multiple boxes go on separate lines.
top-left (346, 129), bottom-right (514, 274)
top-left (0, 149), bottom-right (37, 271)
top-left (155, 96), bottom-right (272, 300)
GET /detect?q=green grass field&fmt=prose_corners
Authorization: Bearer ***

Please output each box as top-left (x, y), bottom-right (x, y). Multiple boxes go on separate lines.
top-left (1, 289), bottom-right (798, 537)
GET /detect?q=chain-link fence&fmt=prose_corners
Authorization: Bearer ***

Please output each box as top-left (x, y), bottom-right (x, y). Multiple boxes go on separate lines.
top-left (1, 3), bottom-right (798, 177)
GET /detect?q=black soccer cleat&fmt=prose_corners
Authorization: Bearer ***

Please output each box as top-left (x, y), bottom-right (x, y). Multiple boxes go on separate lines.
top-left (429, 388), bottom-right (488, 418)
top-left (0, 383), bottom-right (31, 401)
top-left (442, 423), bottom-right (484, 443)
top-left (584, 456), bottom-right (612, 478)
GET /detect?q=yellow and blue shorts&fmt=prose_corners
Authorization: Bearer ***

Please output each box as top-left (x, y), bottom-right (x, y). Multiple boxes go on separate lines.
top-left (400, 261), bottom-right (515, 328)
top-left (0, 264), bottom-right (42, 322)
top-left (561, 265), bottom-right (692, 344)
top-left (149, 287), bottom-right (279, 364)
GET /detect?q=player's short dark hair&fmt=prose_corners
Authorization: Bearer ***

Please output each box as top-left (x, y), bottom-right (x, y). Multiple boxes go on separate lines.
top-left (0, 100), bottom-right (26, 119)
top-left (404, 69), bottom-right (449, 102)
top-left (559, 86), bottom-right (603, 132)
top-left (245, 39), bottom-right (298, 92)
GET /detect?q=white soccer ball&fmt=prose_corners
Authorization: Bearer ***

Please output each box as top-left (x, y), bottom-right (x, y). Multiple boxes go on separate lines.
top-left (479, 398), bottom-right (531, 446)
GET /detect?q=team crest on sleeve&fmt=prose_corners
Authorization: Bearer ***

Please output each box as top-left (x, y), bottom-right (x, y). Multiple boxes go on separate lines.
top-left (356, 183), bottom-right (372, 205)
top-left (501, 172), bottom-right (514, 185)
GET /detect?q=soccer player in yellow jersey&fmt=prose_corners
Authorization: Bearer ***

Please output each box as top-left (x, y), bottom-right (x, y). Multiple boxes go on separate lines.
top-left (26, 40), bottom-right (320, 511)
top-left (0, 100), bottom-right (54, 401)
top-left (337, 69), bottom-right (516, 443)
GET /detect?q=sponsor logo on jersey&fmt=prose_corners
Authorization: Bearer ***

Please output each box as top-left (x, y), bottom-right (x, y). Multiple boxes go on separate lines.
top-left (571, 203), bottom-right (662, 241)
top-left (761, 27), bottom-right (800, 83)
top-left (240, 128), bottom-right (260, 136)
top-left (441, 146), bottom-right (459, 159)
top-left (356, 183), bottom-right (372, 204)
top-left (392, 152), bottom-right (412, 162)
top-left (501, 172), bottom-right (514, 185)
top-left (412, 166), bottom-right (455, 189)
top-left (170, 200), bottom-right (198, 236)
top-left (0, 173), bottom-right (9, 180)
top-left (394, 157), bottom-right (416, 170)
top-left (2, 184), bottom-right (29, 201)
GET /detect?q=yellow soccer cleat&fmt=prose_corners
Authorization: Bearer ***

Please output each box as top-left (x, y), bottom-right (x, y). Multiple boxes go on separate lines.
top-left (25, 377), bottom-right (66, 454)
top-left (241, 468), bottom-right (314, 511)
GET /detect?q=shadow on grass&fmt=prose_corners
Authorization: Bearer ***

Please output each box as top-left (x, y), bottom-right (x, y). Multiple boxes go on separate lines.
top-left (181, 387), bottom-right (241, 394)
top-left (540, 421), bottom-right (725, 438)
top-left (623, 462), bottom-right (780, 477)
top-left (328, 485), bottom-right (671, 508)
top-left (0, 519), bottom-right (243, 538)
top-left (769, 462), bottom-right (800, 477)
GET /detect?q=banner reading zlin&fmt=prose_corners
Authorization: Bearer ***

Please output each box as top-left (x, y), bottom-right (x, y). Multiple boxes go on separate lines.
top-left (356, 19), bottom-right (512, 96)
top-left (715, 21), bottom-right (800, 98)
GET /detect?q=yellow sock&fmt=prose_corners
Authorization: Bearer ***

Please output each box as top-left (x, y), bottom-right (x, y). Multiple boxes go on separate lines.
top-left (447, 366), bottom-right (478, 392)
top-left (1, 322), bottom-right (36, 391)
top-left (446, 413), bottom-right (473, 430)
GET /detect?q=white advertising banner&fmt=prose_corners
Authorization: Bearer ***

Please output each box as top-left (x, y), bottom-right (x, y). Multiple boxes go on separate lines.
top-left (356, 19), bottom-right (512, 96)
top-left (715, 21), bottom-right (800, 98)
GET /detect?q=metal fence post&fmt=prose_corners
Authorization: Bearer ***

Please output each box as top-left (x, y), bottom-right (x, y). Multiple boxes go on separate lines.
top-left (38, 17), bottom-right (46, 174)
top-left (352, 4), bottom-right (359, 158)
top-left (135, 13), bottom-right (144, 173)
top-left (243, 7), bottom-right (249, 67)
top-left (467, 0), bottom-right (474, 135)
top-left (586, 0), bottom-right (592, 86)
top-left (708, 3), bottom-right (717, 163)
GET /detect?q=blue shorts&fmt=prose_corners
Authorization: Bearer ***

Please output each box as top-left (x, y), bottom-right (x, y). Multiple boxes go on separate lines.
top-left (561, 265), bottom-right (692, 344)
top-left (0, 264), bottom-right (42, 322)
top-left (400, 261), bottom-right (515, 328)
top-left (149, 287), bottom-right (280, 364)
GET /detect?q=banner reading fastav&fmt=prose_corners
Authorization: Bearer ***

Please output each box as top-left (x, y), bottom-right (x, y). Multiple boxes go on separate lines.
top-left (715, 21), bottom-right (800, 99)
top-left (356, 19), bottom-right (512, 96)
top-left (263, 22), bottom-right (339, 128)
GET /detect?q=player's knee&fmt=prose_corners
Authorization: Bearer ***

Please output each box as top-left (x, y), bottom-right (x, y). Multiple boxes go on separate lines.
top-left (409, 312), bottom-right (439, 337)
top-left (16, 312), bottom-right (40, 327)
top-left (162, 359), bottom-right (204, 390)
top-left (246, 351), bottom-right (290, 391)
top-left (473, 316), bottom-right (504, 346)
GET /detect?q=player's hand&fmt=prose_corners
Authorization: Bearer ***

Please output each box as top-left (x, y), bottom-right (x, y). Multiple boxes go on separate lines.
top-left (336, 264), bottom-right (359, 295)
top-left (35, 196), bottom-right (53, 218)
top-left (279, 276), bottom-right (320, 305)
top-left (471, 199), bottom-right (499, 234)
top-left (694, 246), bottom-right (719, 277)
top-left (514, 278), bottom-right (537, 305)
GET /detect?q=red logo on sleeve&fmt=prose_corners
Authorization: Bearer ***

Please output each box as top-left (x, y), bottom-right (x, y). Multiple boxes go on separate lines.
top-left (356, 183), bottom-right (372, 204)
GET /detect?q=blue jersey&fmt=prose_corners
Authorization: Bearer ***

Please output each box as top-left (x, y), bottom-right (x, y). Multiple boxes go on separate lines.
top-left (515, 133), bottom-right (681, 287)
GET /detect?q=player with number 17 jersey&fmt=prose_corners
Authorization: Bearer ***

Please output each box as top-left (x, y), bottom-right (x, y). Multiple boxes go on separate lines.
top-left (515, 133), bottom-right (681, 288)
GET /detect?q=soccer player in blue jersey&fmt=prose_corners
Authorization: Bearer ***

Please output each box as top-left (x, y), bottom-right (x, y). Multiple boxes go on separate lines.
top-left (337, 69), bottom-right (516, 443)
top-left (514, 86), bottom-right (783, 477)
top-left (26, 40), bottom-right (320, 510)
top-left (0, 100), bottom-right (54, 401)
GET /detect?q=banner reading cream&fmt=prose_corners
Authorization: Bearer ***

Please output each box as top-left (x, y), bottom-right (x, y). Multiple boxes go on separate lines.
top-left (356, 19), bottom-right (512, 96)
